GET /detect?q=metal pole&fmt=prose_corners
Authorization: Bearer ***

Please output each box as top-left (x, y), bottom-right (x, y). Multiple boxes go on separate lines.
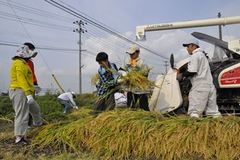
top-left (79, 20), bottom-right (82, 94)
top-left (218, 12), bottom-right (223, 40)
top-left (73, 20), bottom-right (87, 94)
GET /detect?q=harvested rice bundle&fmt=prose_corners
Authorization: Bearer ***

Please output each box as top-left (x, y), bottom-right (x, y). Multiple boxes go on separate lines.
top-left (31, 109), bottom-right (240, 160)
top-left (91, 73), bottom-right (100, 86)
top-left (120, 68), bottom-right (153, 91)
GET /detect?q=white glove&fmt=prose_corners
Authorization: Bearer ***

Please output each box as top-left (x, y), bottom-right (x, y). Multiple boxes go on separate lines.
top-left (26, 95), bottom-right (35, 104)
top-left (73, 106), bottom-right (79, 109)
top-left (118, 70), bottom-right (127, 77)
top-left (34, 85), bottom-right (41, 94)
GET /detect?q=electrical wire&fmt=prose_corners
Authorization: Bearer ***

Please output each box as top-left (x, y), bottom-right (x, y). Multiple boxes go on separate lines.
top-left (44, 0), bottom-right (168, 60)
top-left (1, 0), bottom-right (167, 61)
top-left (7, 0), bottom-right (55, 73)
top-left (2, 0), bottom-right (166, 62)
top-left (1, 1), bottom-right (139, 62)
top-left (0, 41), bottom-right (97, 57)
top-left (0, 0), bottom-right (74, 22)
top-left (0, 11), bottom-right (74, 32)
top-left (3, 1), bottom-right (167, 75)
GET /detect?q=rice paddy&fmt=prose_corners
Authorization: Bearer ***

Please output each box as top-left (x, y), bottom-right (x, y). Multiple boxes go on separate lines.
top-left (30, 108), bottom-right (240, 160)
top-left (1, 94), bottom-right (240, 159)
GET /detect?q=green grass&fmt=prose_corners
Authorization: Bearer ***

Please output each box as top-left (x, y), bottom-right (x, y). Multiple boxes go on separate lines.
top-left (0, 95), bottom-right (14, 118)
top-left (0, 93), bottom-right (97, 122)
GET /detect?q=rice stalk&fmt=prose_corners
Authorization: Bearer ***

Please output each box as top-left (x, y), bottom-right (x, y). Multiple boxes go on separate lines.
top-left (31, 108), bottom-right (95, 153)
top-left (91, 73), bottom-right (100, 86)
top-left (0, 116), bottom-right (13, 123)
top-left (31, 109), bottom-right (240, 160)
top-left (121, 70), bottom-right (153, 91)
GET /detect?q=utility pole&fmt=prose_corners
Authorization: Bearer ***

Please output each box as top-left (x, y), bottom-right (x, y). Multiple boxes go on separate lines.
top-left (73, 20), bottom-right (87, 94)
top-left (218, 12), bottom-right (223, 40)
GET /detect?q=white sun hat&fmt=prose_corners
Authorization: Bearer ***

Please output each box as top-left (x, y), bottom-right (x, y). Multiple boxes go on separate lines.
top-left (183, 38), bottom-right (199, 47)
top-left (15, 45), bottom-right (35, 58)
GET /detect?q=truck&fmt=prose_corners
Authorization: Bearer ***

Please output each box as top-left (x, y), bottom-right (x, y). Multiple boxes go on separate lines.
top-left (135, 16), bottom-right (240, 114)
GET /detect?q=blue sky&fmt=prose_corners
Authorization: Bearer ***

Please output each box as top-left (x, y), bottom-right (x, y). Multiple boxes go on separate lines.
top-left (1, 0), bottom-right (240, 94)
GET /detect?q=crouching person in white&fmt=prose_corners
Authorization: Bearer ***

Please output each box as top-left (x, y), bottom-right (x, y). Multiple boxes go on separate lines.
top-left (182, 39), bottom-right (221, 118)
top-left (57, 92), bottom-right (78, 113)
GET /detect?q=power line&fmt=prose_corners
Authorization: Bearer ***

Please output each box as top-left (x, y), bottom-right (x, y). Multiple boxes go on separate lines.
top-left (0, 1), bottom-right (74, 23)
top-left (0, 5), bottom-right (129, 56)
top-left (44, 0), bottom-right (168, 60)
top-left (84, 32), bottom-right (124, 53)
top-left (0, 41), bottom-right (85, 53)
top-left (2, 1), bottom-right (149, 60)
top-left (0, 11), bottom-right (73, 32)
top-left (1, 0), bottom-right (167, 61)
top-left (2, 1), bottom-right (167, 77)
top-left (57, 1), bottom-right (132, 50)
top-left (0, 41), bottom-right (78, 51)
top-left (2, 0), bottom-right (165, 61)
top-left (7, 0), bottom-right (64, 91)
top-left (86, 25), bottom-right (130, 50)
top-left (57, 0), bottom-right (167, 60)
top-left (0, 41), bottom-right (102, 61)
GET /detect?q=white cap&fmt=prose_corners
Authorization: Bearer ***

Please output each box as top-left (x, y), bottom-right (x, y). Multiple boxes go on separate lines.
top-left (183, 38), bottom-right (199, 47)
top-left (126, 44), bottom-right (140, 54)
top-left (71, 91), bottom-right (76, 95)
top-left (15, 45), bottom-right (35, 58)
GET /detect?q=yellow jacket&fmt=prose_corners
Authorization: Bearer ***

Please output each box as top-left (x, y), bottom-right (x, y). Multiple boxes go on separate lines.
top-left (10, 58), bottom-right (34, 96)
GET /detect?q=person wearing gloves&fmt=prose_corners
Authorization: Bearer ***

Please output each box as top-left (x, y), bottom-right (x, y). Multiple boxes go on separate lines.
top-left (94, 52), bottom-right (119, 113)
top-left (26, 45), bottom-right (41, 94)
top-left (57, 92), bottom-right (78, 113)
top-left (9, 42), bottom-right (40, 144)
top-left (24, 43), bottom-right (42, 128)
top-left (124, 44), bottom-right (150, 111)
top-left (182, 38), bottom-right (221, 118)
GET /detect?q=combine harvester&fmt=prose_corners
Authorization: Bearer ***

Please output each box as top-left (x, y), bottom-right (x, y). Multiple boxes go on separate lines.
top-left (136, 16), bottom-right (240, 114)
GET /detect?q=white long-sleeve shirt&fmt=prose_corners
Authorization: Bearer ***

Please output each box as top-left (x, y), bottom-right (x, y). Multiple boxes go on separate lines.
top-left (58, 92), bottom-right (76, 106)
top-left (188, 48), bottom-right (213, 89)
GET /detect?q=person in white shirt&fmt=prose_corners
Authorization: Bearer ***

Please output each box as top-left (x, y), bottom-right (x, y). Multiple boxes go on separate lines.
top-left (182, 39), bottom-right (221, 118)
top-left (57, 92), bottom-right (78, 113)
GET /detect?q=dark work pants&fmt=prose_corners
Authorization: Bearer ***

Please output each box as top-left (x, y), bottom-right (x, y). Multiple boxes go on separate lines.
top-left (127, 92), bottom-right (149, 111)
top-left (94, 92), bottom-right (115, 112)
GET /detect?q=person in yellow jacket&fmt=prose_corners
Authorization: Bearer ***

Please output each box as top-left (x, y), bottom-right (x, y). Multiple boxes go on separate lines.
top-left (9, 43), bottom-right (40, 144)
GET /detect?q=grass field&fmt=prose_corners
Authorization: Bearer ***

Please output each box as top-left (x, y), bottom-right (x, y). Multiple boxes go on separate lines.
top-left (0, 94), bottom-right (240, 160)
